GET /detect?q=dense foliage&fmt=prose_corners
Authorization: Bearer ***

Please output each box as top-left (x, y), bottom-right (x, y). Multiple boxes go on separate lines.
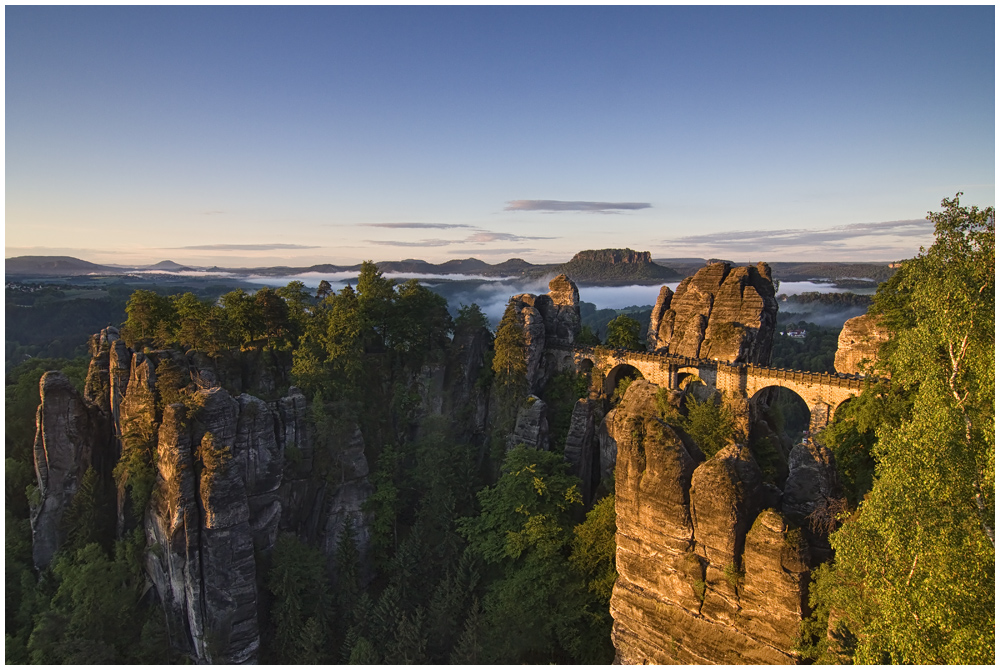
top-left (801, 195), bottom-right (994, 663)
top-left (5, 261), bottom-right (619, 664)
top-left (770, 321), bottom-right (840, 372)
top-left (605, 314), bottom-right (644, 350)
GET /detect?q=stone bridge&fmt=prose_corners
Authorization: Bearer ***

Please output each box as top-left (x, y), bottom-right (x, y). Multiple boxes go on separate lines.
top-left (550, 345), bottom-right (867, 433)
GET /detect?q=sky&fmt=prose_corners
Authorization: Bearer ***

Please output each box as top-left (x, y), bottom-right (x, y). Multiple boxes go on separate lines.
top-left (5, 5), bottom-right (995, 267)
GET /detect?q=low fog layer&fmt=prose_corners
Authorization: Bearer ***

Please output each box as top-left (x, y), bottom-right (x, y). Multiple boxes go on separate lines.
top-left (242, 272), bottom-right (874, 329)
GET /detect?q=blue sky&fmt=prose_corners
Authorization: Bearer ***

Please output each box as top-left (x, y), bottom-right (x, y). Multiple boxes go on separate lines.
top-left (5, 5), bottom-right (995, 267)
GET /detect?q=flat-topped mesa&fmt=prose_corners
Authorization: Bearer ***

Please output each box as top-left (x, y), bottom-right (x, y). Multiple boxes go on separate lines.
top-left (648, 261), bottom-right (778, 365)
top-left (834, 314), bottom-right (889, 375)
top-left (571, 248), bottom-right (652, 265)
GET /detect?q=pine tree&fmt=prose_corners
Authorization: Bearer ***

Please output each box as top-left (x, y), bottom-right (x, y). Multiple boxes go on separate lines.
top-left (449, 598), bottom-right (484, 664)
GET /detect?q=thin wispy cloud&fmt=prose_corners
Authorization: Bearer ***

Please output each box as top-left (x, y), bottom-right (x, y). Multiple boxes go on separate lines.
top-left (447, 247), bottom-right (536, 256)
top-left (361, 222), bottom-right (473, 229)
top-left (367, 239), bottom-right (454, 247)
top-left (505, 200), bottom-right (652, 213)
top-left (665, 219), bottom-right (931, 247)
top-left (172, 243), bottom-right (321, 251)
top-left (366, 230), bottom-right (554, 248)
top-left (464, 232), bottom-right (553, 243)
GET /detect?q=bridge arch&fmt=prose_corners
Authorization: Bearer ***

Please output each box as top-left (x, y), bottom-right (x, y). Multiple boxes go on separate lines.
top-left (605, 363), bottom-right (644, 397)
top-left (749, 385), bottom-right (811, 441)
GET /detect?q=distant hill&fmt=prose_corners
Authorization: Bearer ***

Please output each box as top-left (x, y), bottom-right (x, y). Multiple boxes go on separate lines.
top-left (145, 260), bottom-right (193, 271)
top-left (555, 249), bottom-right (680, 285)
top-left (5, 256), bottom-right (116, 276)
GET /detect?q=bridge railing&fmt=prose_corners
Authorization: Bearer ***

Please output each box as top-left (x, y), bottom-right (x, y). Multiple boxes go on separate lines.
top-left (554, 343), bottom-right (869, 389)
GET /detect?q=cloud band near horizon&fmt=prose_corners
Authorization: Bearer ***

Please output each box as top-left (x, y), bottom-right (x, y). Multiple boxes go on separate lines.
top-left (505, 199), bottom-right (652, 212)
top-left (660, 219), bottom-right (933, 260)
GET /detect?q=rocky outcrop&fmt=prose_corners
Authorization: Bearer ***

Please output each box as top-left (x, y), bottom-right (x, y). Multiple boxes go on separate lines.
top-left (647, 285), bottom-right (675, 350)
top-left (536, 274), bottom-right (581, 347)
top-left (508, 293), bottom-right (548, 392)
top-left (145, 404), bottom-right (204, 661)
top-left (29, 331), bottom-right (379, 664)
top-left (834, 314), bottom-right (889, 375)
top-left (649, 262), bottom-right (777, 365)
top-left (443, 324), bottom-right (492, 439)
top-left (563, 399), bottom-right (597, 503)
top-left (30, 372), bottom-right (105, 569)
top-left (509, 274), bottom-right (582, 392)
top-left (609, 381), bottom-right (828, 664)
top-left (508, 396), bottom-right (549, 450)
top-left (314, 424), bottom-right (373, 568)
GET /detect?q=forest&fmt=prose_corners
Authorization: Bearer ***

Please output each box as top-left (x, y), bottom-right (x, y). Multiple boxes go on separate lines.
top-left (5, 198), bottom-right (993, 665)
top-left (6, 266), bottom-right (617, 663)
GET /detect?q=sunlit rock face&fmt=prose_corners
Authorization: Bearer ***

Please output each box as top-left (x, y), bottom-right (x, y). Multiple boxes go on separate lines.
top-left (509, 274), bottom-right (583, 392)
top-left (28, 333), bottom-right (379, 664)
top-left (608, 380), bottom-right (828, 664)
top-left (834, 314), bottom-right (889, 375)
top-left (649, 262), bottom-right (777, 365)
top-left (537, 273), bottom-right (582, 347)
top-left (28, 314), bottom-right (496, 662)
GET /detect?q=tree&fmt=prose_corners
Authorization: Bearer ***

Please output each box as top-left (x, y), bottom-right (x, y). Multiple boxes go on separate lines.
top-left (316, 279), bottom-right (334, 300)
top-left (454, 303), bottom-right (490, 333)
top-left (171, 292), bottom-right (211, 351)
top-left (265, 533), bottom-right (334, 663)
top-left (121, 290), bottom-right (175, 347)
top-left (682, 393), bottom-right (737, 457)
top-left (356, 260), bottom-right (397, 351)
top-left (254, 287), bottom-right (292, 348)
top-left (458, 446), bottom-right (595, 662)
top-left (220, 289), bottom-right (262, 348)
top-left (490, 302), bottom-right (529, 447)
top-left (605, 315), bottom-right (643, 350)
top-left (803, 195), bottom-right (994, 664)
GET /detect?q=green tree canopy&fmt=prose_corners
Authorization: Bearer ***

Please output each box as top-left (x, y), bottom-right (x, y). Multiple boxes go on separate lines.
top-left (804, 195), bottom-right (994, 664)
top-left (605, 314), bottom-right (643, 350)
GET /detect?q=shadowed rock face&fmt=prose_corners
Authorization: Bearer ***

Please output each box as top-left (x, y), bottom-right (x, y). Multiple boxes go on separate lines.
top-left (649, 262), bottom-right (777, 365)
top-left (30, 333), bottom-right (379, 664)
top-left (607, 380), bottom-right (833, 664)
top-left (563, 398), bottom-right (597, 503)
top-left (508, 395), bottom-right (549, 450)
top-left (834, 314), bottom-right (889, 375)
top-left (509, 274), bottom-right (582, 392)
top-left (31, 372), bottom-right (104, 569)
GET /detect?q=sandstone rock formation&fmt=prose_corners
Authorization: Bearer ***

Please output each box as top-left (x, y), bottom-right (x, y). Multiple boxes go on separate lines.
top-left (30, 372), bottom-right (105, 569)
top-left (834, 314), bottom-right (889, 375)
top-left (508, 293), bottom-right (548, 392)
top-left (608, 380), bottom-right (829, 664)
top-left (563, 398), bottom-right (597, 503)
top-left (508, 274), bottom-right (582, 392)
top-left (31, 334), bottom-right (378, 664)
top-left (508, 395), bottom-right (549, 450)
top-left (648, 262), bottom-right (777, 365)
top-left (647, 285), bottom-right (674, 350)
top-left (442, 324), bottom-right (492, 439)
top-left (536, 274), bottom-right (581, 347)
